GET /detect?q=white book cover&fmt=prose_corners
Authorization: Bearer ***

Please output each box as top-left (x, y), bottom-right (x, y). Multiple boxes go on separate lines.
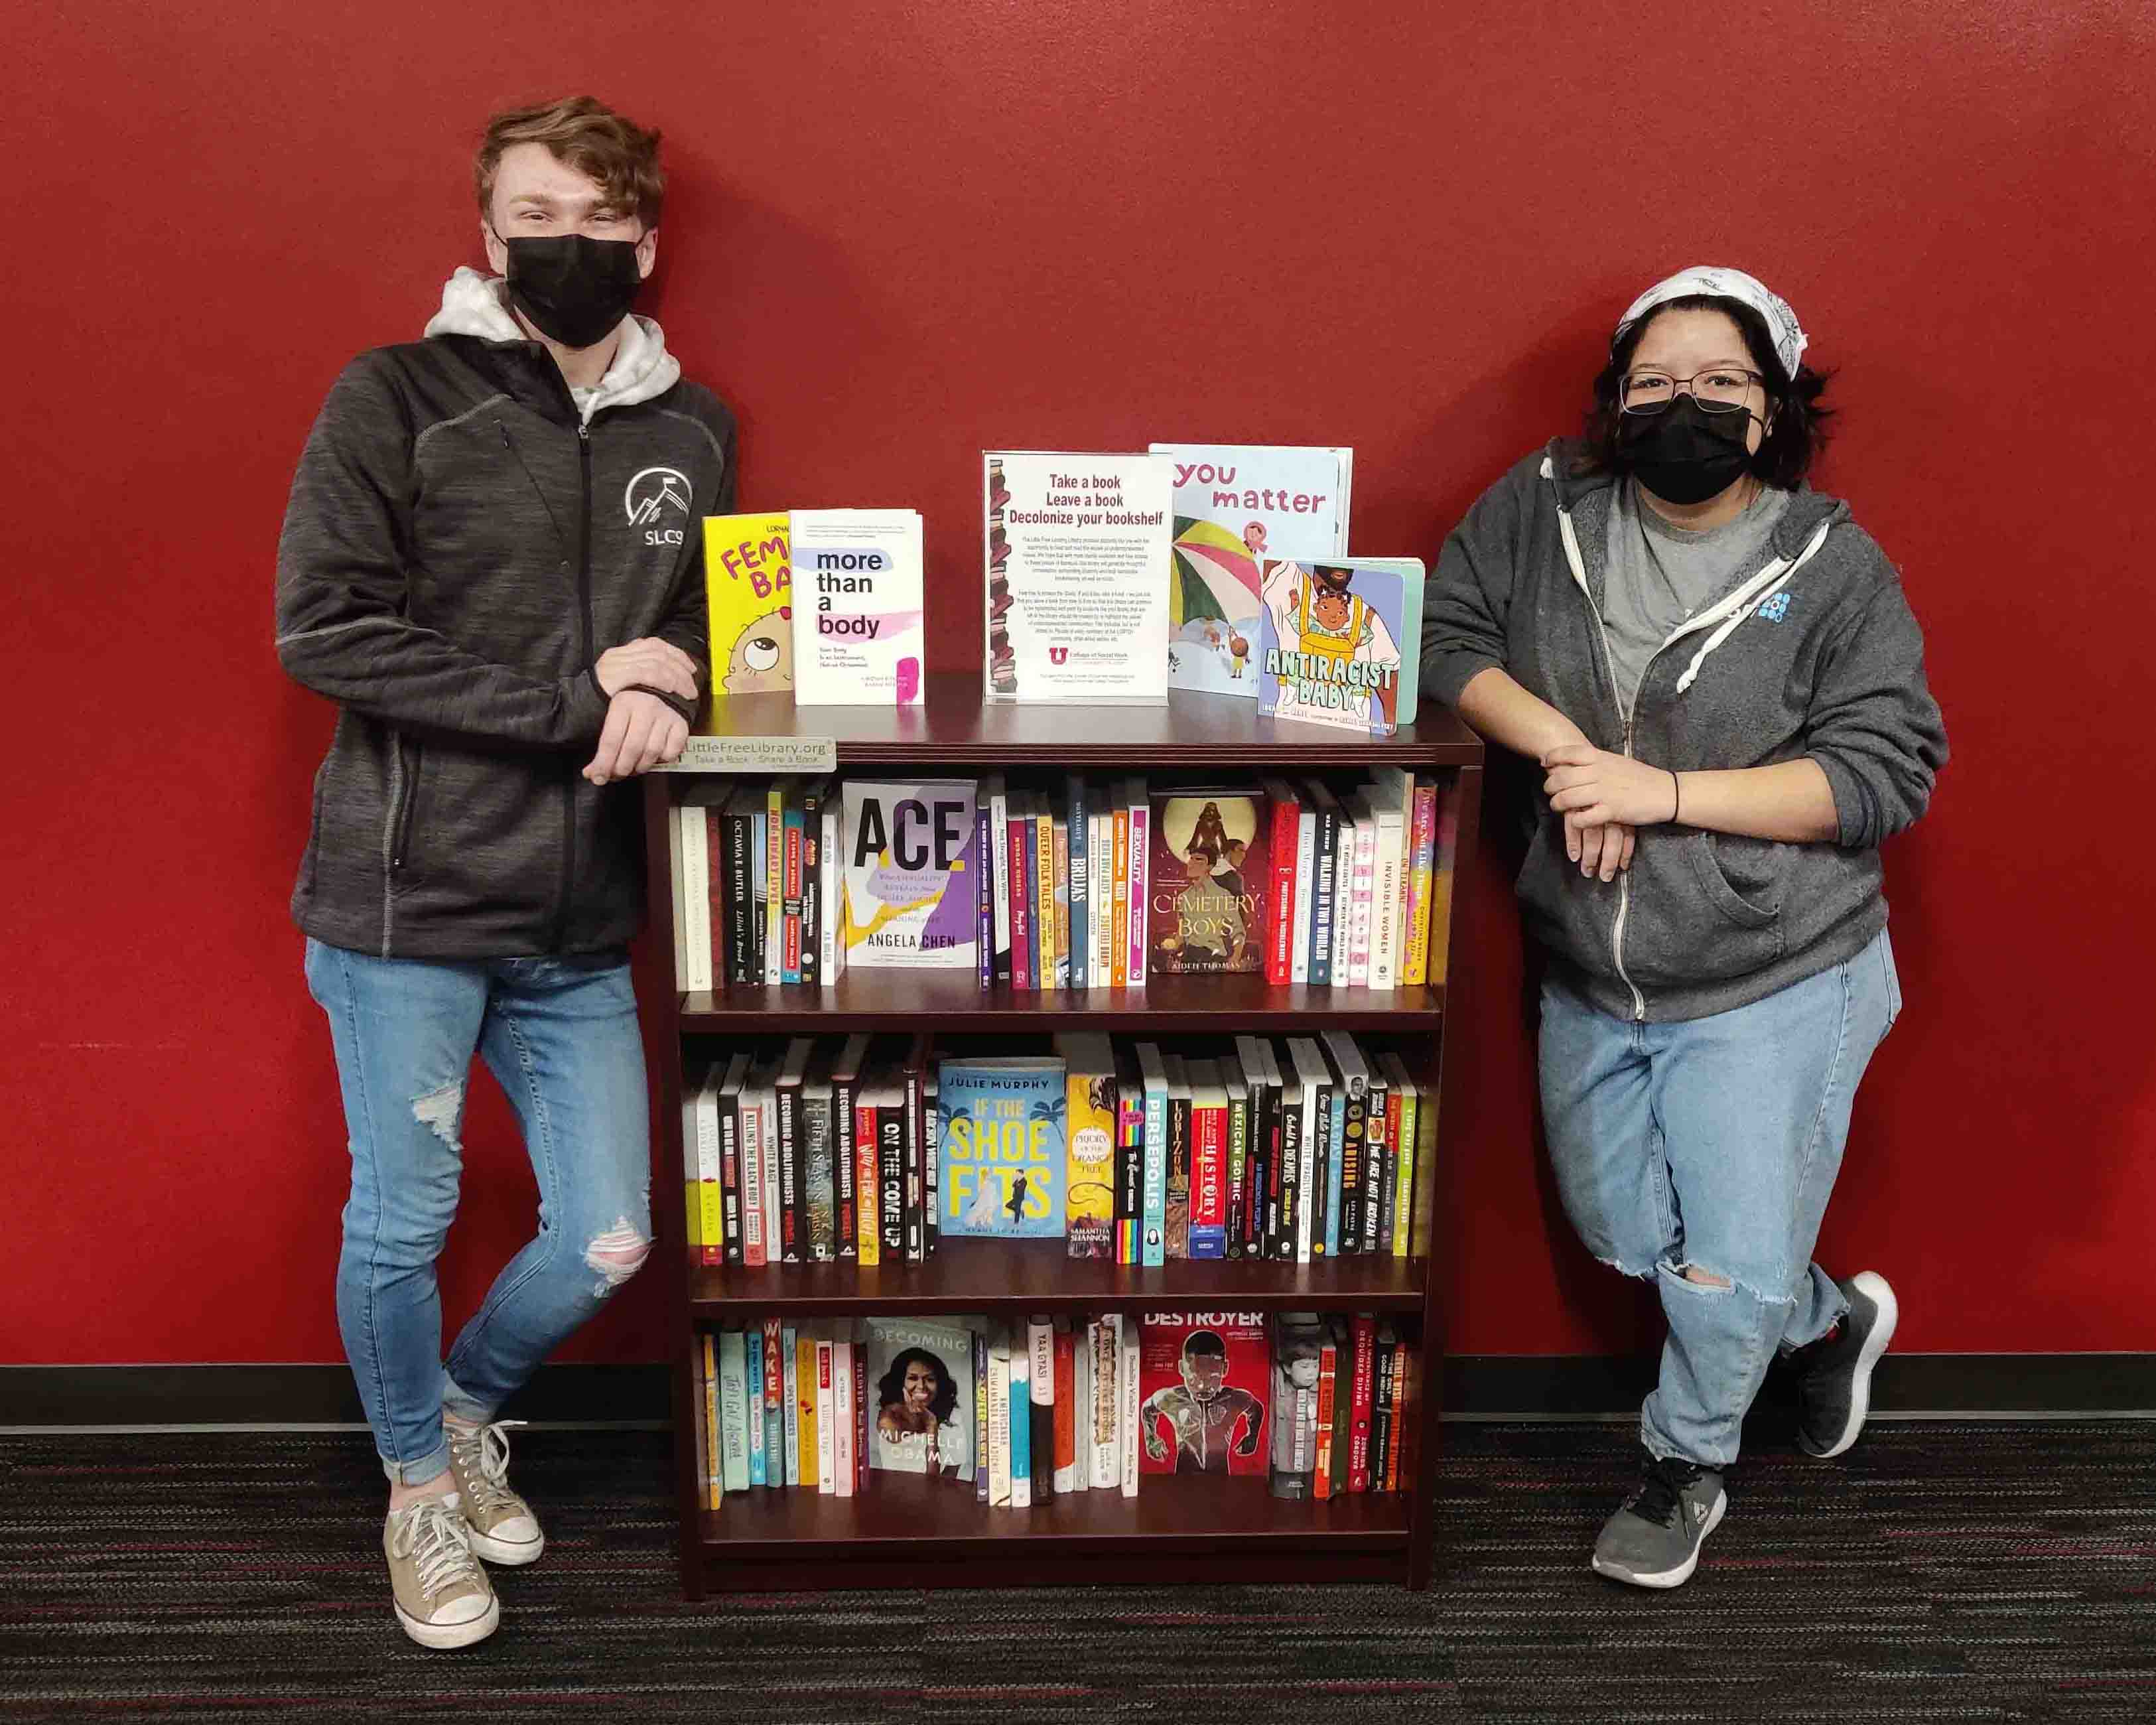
top-left (789, 509), bottom-right (925, 705)
top-left (1347, 795), bottom-right (1377, 987)
top-left (693, 1066), bottom-right (722, 1246)
top-left (1289, 1036), bottom-right (1327, 1265)
top-left (819, 803), bottom-right (843, 984)
top-left (832, 1322), bottom-right (857, 1499)
top-left (1150, 444), bottom-right (1352, 698)
top-left (984, 451), bottom-right (1172, 705)
top-left (781, 1327), bottom-right (801, 1489)
top-left (737, 1077), bottom-right (767, 1268)
top-left (1370, 795), bottom-right (1406, 991)
top-left (680, 800), bottom-right (710, 992)
top-left (1067, 1316), bottom-right (1090, 1493)
top-left (1008, 1335), bottom-right (1032, 1509)
top-left (986, 774), bottom-right (1011, 977)
top-left (815, 1335), bottom-right (837, 1493)
top-left (987, 1332), bottom-right (1012, 1507)
top-left (1118, 1320), bottom-right (1142, 1497)
top-left (841, 780), bottom-right (980, 970)
top-left (1290, 803), bottom-right (1317, 985)
top-left (1089, 1316), bottom-right (1120, 1491)
top-left (668, 805), bottom-right (687, 987)
top-left (717, 1330), bottom-right (750, 1494)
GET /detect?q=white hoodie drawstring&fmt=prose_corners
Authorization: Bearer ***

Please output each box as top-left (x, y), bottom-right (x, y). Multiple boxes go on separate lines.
top-left (1672, 519), bottom-right (1832, 693)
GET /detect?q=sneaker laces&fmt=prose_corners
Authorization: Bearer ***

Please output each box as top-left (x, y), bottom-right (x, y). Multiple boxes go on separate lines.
top-left (1627, 1455), bottom-right (1703, 1529)
top-left (390, 1497), bottom-right (482, 1602)
top-left (446, 1420), bottom-right (523, 1519)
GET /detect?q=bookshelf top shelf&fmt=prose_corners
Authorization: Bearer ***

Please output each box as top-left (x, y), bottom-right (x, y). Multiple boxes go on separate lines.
top-left (675, 673), bottom-right (1484, 768)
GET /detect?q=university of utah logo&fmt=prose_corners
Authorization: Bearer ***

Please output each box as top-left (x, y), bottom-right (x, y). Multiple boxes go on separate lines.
top-left (624, 466), bottom-right (692, 547)
top-left (1049, 646), bottom-right (1069, 665)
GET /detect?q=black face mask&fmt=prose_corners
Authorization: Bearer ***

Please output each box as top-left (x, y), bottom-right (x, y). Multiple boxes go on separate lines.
top-left (500, 234), bottom-right (644, 350)
top-left (1615, 395), bottom-right (1758, 506)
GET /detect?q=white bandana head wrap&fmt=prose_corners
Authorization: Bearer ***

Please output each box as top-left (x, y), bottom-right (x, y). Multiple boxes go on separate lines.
top-left (1613, 267), bottom-right (1808, 384)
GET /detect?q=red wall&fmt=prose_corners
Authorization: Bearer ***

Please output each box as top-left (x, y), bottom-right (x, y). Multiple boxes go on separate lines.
top-left (8, 3), bottom-right (2153, 1367)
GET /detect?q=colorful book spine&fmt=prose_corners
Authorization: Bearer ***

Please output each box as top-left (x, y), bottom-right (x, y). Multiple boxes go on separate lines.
top-left (1009, 1334), bottom-right (1033, 1510)
top-left (832, 1328), bottom-right (856, 1499)
top-left (798, 782), bottom-right (823, 989)
top-left (1306, 787), bottom-right (1339, 986)
top-left (1052, 1320), bottom-right (1078, 1495)
top-left (1126, 792), bottom-right (1150, 987)
top-left (1313, 1332), bottom-right (1338, 1501)
top-left (1348, 1316), bottom-right (1377, 1492)
top-left (1402, 778), bottom-right (1438, 987)
top-left (1068, 779), bottom-right (1090, 989)
top-left (764, 786), bottom-right (785, 986)
top-left (1262, 779), bottom-right (1300, 985)
top-left (1028, 1318), bottom-right (1055, 1503)
top-left (762, 1318), bottom-right (786, 1486)
top-left (1009, 801), bottom-right (1034, 991)
top-left (780, 1324), bottom-right (800, 1488)
top-left (718, 1330), bottom-right (750, 1494)
top-left (815, 1336), bottom-right (836, 1493)
top-left (854, 1093), bottom-right (880, 1266)
top-left (1036, 811), bottom-right (1056, 993)
top-left (794, 1328), bottom-right (819, 1491)
top-left (975, 802), bottom-right (994, 991)
top-left (1137, 1042), bottom-right (1169, 1269)
top-left (1290, 799), bottom-right (1317, 985)
top-left (745, 1326), bottom-right (767, 1487)
top-left (1347, 800), bottom-right (1376, 987)
top-left (988, 775), bottom-right (1012, 985)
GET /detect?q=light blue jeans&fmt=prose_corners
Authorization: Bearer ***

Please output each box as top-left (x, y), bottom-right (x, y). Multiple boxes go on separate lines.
top-left (303, 937), bottom-right (653, 1485)
top-left (1538, 927), bottom-right (1901, 1470)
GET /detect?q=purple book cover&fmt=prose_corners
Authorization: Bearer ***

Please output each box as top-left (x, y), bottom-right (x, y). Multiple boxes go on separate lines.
top-left (840, 780), bottom-right (980, 969)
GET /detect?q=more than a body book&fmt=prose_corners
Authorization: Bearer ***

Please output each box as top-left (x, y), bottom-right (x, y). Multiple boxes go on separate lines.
top-left (789, 509), bottom-right (925, 706)
top-left (1150, 445), bottom-right (1353, 699)
top-left (863, 1315), bottom-right (977, 1482)
top-left (701, 513), bottom-right (795, 698)
top-left (840, 780), bottom-right (980, 970)
top-left (937, 1056), bottom-right (1067, 1241)
top-left (1256, 557), bottom-right (1425, 736)
top-left (983, 451), bottom-right (1172, 704)
top-left (1137, 1311), bottom-right (1268, 1477)
top-left (1146, 788), bottom-right (1269, 975)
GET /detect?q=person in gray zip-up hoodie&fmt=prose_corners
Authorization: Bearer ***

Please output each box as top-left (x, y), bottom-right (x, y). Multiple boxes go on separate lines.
top-left (1422, 267), bottom-right (1946, 1590)
top-left (275, 99), bottom-right (734, 1649)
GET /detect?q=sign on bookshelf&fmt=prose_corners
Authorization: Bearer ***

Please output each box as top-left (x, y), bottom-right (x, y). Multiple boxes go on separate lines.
top-left (660, 735), bottom-right (839, 775)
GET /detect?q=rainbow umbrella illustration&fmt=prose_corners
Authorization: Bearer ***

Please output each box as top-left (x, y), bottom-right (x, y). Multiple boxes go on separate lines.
top-left (1169, 517), bottom-right (1261, 632)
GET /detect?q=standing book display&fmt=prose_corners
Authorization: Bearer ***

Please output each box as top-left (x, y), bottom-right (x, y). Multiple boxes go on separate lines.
top-left (643, 673), bottom-right (1483, 1594)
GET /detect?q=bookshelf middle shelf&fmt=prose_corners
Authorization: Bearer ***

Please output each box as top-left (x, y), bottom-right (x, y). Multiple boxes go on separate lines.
top-left (679, 971), bottom-right (1444, 1032)
top-left (690, 1239), bottom-right (1427, 1318)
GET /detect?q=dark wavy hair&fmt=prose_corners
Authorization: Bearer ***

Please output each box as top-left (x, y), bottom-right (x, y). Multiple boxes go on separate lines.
top-left (874, 1347), bottom-right (959, 1426)
top-left (1581, 293), bottom-right (1833, 488)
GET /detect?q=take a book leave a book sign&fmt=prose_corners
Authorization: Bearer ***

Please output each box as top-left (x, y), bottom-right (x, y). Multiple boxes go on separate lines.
top-left (984, 452), bottom-right (1173, 705)
top-left (789, 510), bottom-right (925, 707)
top-left (1256, 557), bottom-right (1426, 737)
top-left (1150, 445), bottom-right (1353, 699)
top-left (840, 780), bottom-right (979, 969)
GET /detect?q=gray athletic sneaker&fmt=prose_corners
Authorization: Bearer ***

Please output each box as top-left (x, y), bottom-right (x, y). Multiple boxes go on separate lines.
top-left (1790, 1269), bottom-right (1899, 1459)
top-left (1591, 1454), bottom-right (1726, 1589)
top-left (384, 1495), bottom-right (498, 1649)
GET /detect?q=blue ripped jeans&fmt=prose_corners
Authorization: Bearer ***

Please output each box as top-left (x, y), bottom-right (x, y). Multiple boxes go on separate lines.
top-left (304, 937), bottom-right (653, 1485)
top-left (1538, 928), bottom-right (1901, 1470)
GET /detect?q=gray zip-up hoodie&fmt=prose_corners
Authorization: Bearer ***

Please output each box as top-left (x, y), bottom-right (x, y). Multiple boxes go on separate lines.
top-left (1422, 439), bottom-right (1947, 1022)
top-left (277, 270), bottom-right (736, 959)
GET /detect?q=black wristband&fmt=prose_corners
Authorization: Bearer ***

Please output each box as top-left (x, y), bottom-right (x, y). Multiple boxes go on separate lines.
top-left (621, 682), bottom-right (700, 724)
top-left (1670, 769), bottom-right (1682, 825)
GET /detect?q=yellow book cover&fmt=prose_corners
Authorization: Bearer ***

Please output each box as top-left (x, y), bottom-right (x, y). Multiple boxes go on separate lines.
top-left (1055, 1033), bottom-right (1116, 1259)
top-left (702, 514), bottom-right (794, 698)
top-left (701, 1333), bottom-right (722, 1509)
top-left (1035, 813), bottom-right (1055, 989)
top-left (795, 1332), bottom-right (820, 1489)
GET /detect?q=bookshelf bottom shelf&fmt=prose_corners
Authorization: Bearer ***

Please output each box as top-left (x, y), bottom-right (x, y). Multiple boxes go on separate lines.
top-left (692, 1473), bottom-right (1414, 1590)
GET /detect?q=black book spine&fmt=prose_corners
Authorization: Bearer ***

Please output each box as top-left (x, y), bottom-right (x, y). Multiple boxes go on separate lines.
top-left (878, 1106), bottom-right (906, 1259)
top-left (799, 784), bottom-right (821, 989)
top-left (1310, 1078), bottom-right (1333, 1258)
top-left (1275, 1092), bottom-right (1301, 1263)
top-left (923, 1081), bottom-right (940, 1258)
top-left (1252, 1079), bottom-right (1276, 1260)
top-left (718, 1087), bottom-right (744, 1267)
top-left (1365, 1080), bottom-right (1390, 1257)
top-left (723, 811), bottom-right (756, 986)
top-left (902, 1064), bottom-right (925, 1263)
top-left (1337, 1081), bottom-right (1366, 1257)
top-left (833, 1071), bottom-right (857, 1261)
top-left (1310, 802), bottom-right (1339, 986)
top-left (1224, 1087), bottom-right (1246, 1261)
top-left (777, 1083), bottom-right (803, 1265)
top-left (1166, 1089), bottom-right (1191, 1261)
top-left (1370, 1333), bottom-right (1398, 1492)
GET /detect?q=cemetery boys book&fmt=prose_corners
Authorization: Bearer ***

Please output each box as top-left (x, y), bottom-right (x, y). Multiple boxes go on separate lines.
top-left (1136, 1311), bottom-right (1268, 1477)
top-left (702, 512), bottom-right (795, 697)
top-left (937, 1057), bottom-right (1067, 1241)
top-left (1146, 788), bottom-right (1269, 975)
top-left (1256, 557), bottom-right (1425, 736)
top-left (841, 781), bottom-right (979, 969)
top-left (864, 1315), bottom-right (977, 1481)
top-left (1151, 445), bottom-right (1353, 699)
top-left (789, 509), bottom-right (926, 706)
top-left (983, 452), bottom-right (1172, 704)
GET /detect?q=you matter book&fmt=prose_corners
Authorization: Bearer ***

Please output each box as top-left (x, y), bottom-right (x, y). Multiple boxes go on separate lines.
top-left (789, 509), bottom-right (925, 706)
top-left (1150, 445), bottom-right (1353, 699)
top-left (1256, 557), bottom-right (1424, 736)
top-left (983, 452), bottom-right (1172, 704)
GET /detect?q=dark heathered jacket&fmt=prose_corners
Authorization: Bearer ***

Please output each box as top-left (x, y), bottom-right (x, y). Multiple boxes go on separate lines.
top-left (1421, 441), bottom-right (1948, 1023)
top-left (276, 320), bottom-right (735, 959)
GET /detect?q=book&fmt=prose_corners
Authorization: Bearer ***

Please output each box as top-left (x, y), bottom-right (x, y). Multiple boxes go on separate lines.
top-left (795, 1328), bottom-right (820, 1491)
top-left (688, 1062), bottom-right (723, 1267)
top-left (1113, 1046), bottom-right (1146, 1265)
top-left (1126, 787), bottom-right (1151, 987)
top-left (983, 451), bottom-right (1174, 705)
top-left (1347, 1316), bottom-right (1377, 1493)
top-left (745, 1325), bottom-right (767, 1487)
top-left (830, 1033), bottom-right (870, 1261)
top-left (1345, 794), bottom-right (1375, 987)
top-left (717, 1329), bottom-right (750, 1494)
top-left (789, 508), bottom-right (926, 706)
top-left (1008, 1326), bottom-right (1032, 1509)
top-left (764, 785), bottom-right (785, 985)
top-left (1371, 1324), bottom-right (1400, 1492)
top-left (803, 1045), bottom-right (838, 1261)
top-left (1152, 444), bottom-right (1353, 698)
top-left (1146, 788), bottom-right (1268, 975)
top-left (1428, 773), bottom-right (1462, 986)
top-left (1028, 1316), bottom-right (1055, 1503)
top-left (841, 780), bottom-right (980, 970)
top-left (1268, 1313), bottom-right (1326, 1499)
top-left (702, 514), bottom-right (794, 699)
top-left (1256, 557), bottom-right (1424, 736)
top-left (1089, 1316), bottom-right (1122, 1491)
top-left (762, 1318), bottom-right (787, 1486)
top-left (1067, 778), bottom-right (1091, 989)
top-left (1161, 1054), bottom-right (1192, 1261)
top-left (775, 1037), bottom-right (813, 1265)
top-left (937, 1057), bottom-right (1067, 1240)
top-left (1325, 1318), bottom-right (1352, 1497)
top-left (1186, 1058), bottom-right (1230, 1260)
top-left (815, 1334), bottom-right (837, 1493)
top-left (831, 1324), bottom-right (857, 1499)
top-left (781, 1324), bottom-right (801, 1489)
top-left (1138, 1312), bottom-right (1269, 1477)
top-left (864, 1315), bottom-right (977, 1480)
top-left (1118, 1317), bottom-right (1142, 1497)
top-left (1401, 778), bottom-right (1439, 989)
top-left (1304, 782), bottom-right (1343, 986)
top-left (1135, 1042), bottom-right (1170, 1268)
top-left (986, 1326), bottom-right (1013, 1508)
top-left (801, 778), bottom-right (827, 989)
top-left (782, 795), bottom-right (805, 983)
top-left (1055, 1032), bottom-right (1116, 1260)
top-left (1321, 1032), bottom-right (1371, 1257)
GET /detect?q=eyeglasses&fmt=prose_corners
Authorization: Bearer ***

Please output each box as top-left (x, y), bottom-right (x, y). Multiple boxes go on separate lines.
top-left (1618, 367), bottom-right (1765, 415)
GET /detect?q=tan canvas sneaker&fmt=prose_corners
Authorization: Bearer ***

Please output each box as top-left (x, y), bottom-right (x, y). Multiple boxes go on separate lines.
top-left (444, 1419), bottom-right (545, 1565)
top-left (383, 1495), bottom-right (498, 1649)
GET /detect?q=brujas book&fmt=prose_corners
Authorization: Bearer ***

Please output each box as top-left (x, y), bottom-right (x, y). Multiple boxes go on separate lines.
top-left (1150, 445), bottom-right (1353, 699)
top-left (789, 509), bottom-right (925, 706)
top-left (1146, 788), bottom-right (1268, 975)
top-left (983, 452), bottom-right (1172, 704)
top-left (937, 1057), bottom-right (1067, 1241)
top-left (1256, 557), bottom-right (1424, 736)
top-left (840, 781), bottom-right (980, 969)
top-left (701, 513), bottom-right (795, 698)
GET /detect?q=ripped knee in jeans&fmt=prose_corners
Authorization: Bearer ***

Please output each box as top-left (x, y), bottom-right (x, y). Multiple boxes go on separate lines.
top-left (583, 1217), bottom-right (651, 1295)
top-left (1657, 1256), bottom-right (1790, 1305)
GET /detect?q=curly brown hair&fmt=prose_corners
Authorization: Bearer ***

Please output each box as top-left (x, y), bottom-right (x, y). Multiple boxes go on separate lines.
top-left (474, 96), bottom-right (665, 231)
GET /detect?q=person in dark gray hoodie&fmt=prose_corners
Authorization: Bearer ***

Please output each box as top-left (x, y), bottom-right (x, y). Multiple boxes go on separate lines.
top-left (1421, 267), bottom-right (1946, 1590)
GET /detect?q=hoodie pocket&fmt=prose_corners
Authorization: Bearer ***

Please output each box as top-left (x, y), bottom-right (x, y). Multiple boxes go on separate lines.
top-left (1686, 832), bottom-right (1779, 930)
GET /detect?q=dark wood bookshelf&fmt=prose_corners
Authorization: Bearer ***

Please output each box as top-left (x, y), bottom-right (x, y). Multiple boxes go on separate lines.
top-left (641, 681), bottom-right (1485, 1595)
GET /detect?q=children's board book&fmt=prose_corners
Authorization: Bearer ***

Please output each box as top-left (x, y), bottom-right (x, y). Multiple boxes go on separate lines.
top-left (840, 780), bottom-right (980, 969)
top-left (1137, 1311), bottom-right (1268, 1477)
top-left (1256, 557), bottom-right (1424, 736)
top-left (1150, 445), bottom-right (1353, 699)
top-left (983, 452), bottom-right (1172, 705)
top-left (702, 513), bottom-right (795, 699)
top-left (1146, 788), bottom-right (1269, 975)
top-left (789, 509), bottom-right (925, 706)
top-left (864, 1315), bottom-right (977, 1481)
top-left (937, 1057), bottom-right (1067, 1241)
